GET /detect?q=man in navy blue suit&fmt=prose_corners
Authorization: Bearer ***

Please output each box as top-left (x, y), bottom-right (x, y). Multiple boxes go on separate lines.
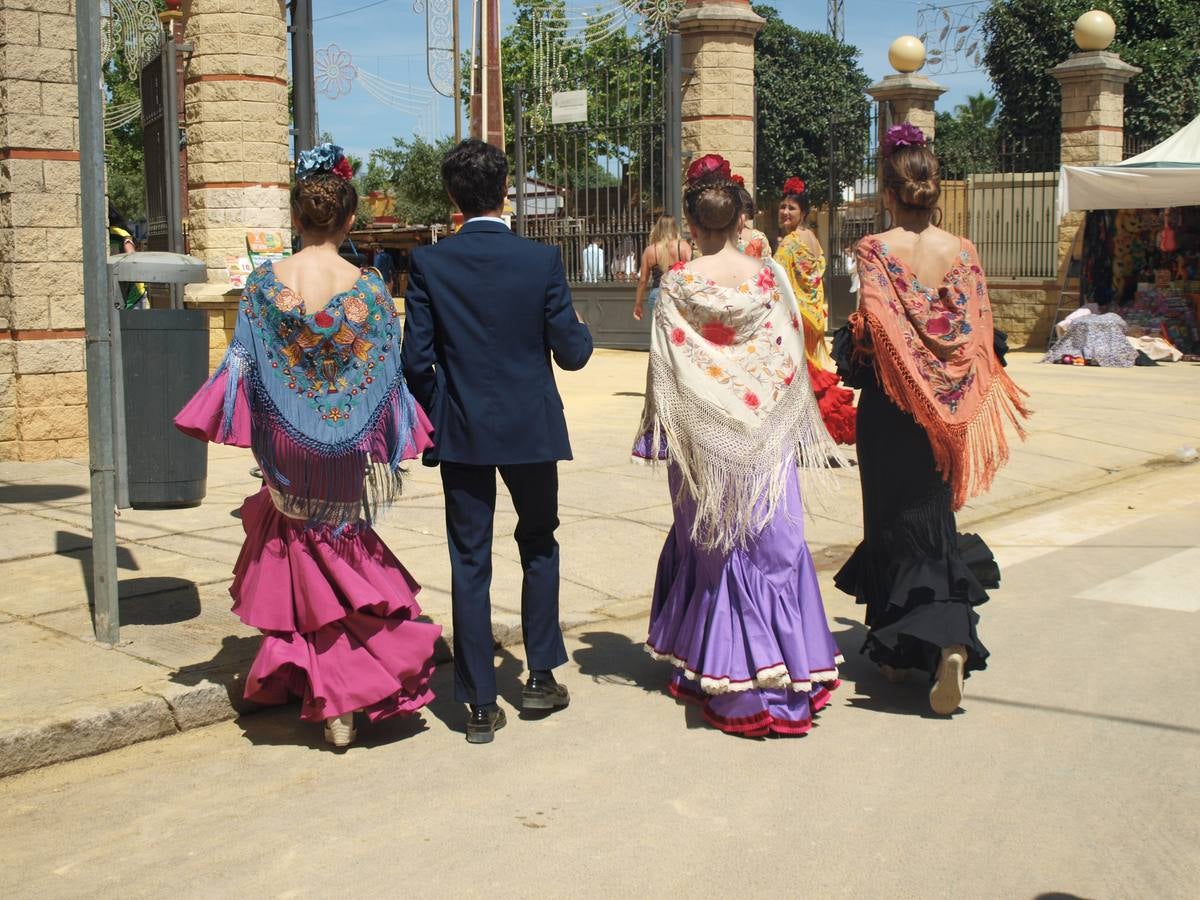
top-left (401, 139), bottom-right (593, 744)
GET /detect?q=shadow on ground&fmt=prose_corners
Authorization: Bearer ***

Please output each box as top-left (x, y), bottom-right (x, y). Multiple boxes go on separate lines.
top-left (0, 482), bottom-right (87, 504)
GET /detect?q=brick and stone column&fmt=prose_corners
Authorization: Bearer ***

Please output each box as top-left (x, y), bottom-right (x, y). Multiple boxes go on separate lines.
top-left (0, 0), bottom-right (88, 461)
top-left (182, 0), bottom-right (291, 294)
top-left (676, 0), bottom-right (764, 186)
top-left (1050, 47), bottom-right (1140, 267)
top-left (867, 56), bottom-right (946, 142)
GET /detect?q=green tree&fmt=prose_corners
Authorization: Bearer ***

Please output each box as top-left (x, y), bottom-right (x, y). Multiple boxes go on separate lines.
top-left (981, 0), bottom-right (1200, 147)
top-left (501, 0), bottom-right (656, 192)
top-left (104, 56), bottom-right (146, 225)
top-left (934, 92), bottom-right (1000, 179)
top-left (752, 4), bottom-right (871, 204)
top-left (367, 135), bottom-right (458, 225)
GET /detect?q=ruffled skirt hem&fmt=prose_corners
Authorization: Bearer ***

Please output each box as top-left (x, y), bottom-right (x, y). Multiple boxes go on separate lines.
top-left (834, 532), bottom-right (998, 677)
top-left (669, 672), bottom-right (838, 737)
top-left (230, 487), bottom-right (441, 720)
top-left (646, 644), bottom-right (843, 694)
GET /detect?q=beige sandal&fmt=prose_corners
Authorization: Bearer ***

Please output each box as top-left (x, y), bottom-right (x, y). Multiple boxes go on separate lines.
top-left (929, 646), bottom-right (966, 715)
top-left (323, 712), bottom-right (357, 748)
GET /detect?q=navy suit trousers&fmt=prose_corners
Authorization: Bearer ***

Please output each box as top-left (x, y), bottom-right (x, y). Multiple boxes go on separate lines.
top-left (440, 461), bottom-right (568, 706)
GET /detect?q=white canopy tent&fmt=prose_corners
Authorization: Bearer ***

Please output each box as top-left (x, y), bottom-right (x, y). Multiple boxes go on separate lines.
top-left (1058, 113), bottom-right (1200, 216)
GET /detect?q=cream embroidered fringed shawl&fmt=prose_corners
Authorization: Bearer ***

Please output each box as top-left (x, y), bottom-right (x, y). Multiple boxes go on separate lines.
top-left (851, 237), bottom-right (1031, 510)
top-left (633, 258), bottom-right (844, 552)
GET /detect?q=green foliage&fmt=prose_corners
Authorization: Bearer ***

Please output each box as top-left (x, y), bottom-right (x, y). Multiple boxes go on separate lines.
top-left (981, 0), bottom-right (1200, 146)
top-left (104, 56), bottom-right (146, 225)
top-left (934, 93), bottom-right (999, 179)
top-left (501, 0), bottom-right (658, 189)
top-left (752, 4), bottom-right (871, 204)
top-left (367, 135), bottom-right (458, 226)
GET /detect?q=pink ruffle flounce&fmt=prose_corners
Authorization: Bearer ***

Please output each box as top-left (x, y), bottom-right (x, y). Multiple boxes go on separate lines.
top-left (233, 488), bottom-right (441, 722)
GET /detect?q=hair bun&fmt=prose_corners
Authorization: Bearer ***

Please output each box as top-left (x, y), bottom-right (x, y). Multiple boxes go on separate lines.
top-left (291, 172), bottom-right (358, 235)
top-left (899, 178), bottom-right (939, 209)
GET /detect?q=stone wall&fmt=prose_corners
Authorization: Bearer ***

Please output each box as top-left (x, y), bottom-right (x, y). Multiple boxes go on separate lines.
top-left (990, 281), bottom-right (1059, 350)
top-left (182, 0), bottom-right (291, 294)
top-left (0, 0), bottom-right (87, 461)
top-left (678, 1), bottom-right (763, 185)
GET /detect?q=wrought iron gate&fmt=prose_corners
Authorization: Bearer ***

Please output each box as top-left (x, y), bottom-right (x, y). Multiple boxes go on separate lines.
top-left (510, 30), bottom-right (681, 349)
top-left (139, 40), bottom-right (185, 306)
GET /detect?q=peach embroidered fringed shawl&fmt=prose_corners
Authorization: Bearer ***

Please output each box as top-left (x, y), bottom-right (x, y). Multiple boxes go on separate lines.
top-left (851, 237), bottom-right (1030, 510)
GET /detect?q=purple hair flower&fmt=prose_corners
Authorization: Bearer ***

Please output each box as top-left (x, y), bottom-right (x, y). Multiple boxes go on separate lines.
top-left (882, 123), bottom-right (927, 158)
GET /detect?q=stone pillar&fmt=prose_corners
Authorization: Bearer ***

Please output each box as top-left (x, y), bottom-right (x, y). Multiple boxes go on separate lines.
top-left (182, 0), bottom-right (291, 295)
top-left (866, 73), bottom-right (946, 141)
top-left (0, 0), bottom-right (88, 461)
top-left (1050, 49), bottom-right (1140, 266)
top-left (676, 0), bottom-right (764, 186)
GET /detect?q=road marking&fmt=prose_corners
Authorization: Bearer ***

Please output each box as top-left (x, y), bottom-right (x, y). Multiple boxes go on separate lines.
top-left (1076, 547), bottom-right (1200, 612)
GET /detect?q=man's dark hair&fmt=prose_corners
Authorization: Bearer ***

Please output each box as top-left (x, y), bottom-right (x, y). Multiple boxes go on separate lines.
top-left (441, 138), bottom-right (508, 217)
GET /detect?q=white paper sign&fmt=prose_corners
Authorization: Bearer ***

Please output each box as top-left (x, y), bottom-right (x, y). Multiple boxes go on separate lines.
top-left (551, 90), bottom-right (588, 125)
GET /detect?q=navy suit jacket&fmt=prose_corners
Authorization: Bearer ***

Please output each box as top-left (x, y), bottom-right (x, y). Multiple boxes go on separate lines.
top-left (401, 219), bottom-right (594, 466)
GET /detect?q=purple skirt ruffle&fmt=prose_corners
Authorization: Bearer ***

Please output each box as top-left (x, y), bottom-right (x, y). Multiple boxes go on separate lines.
top-left (646, 466), bottom-right (842, 737)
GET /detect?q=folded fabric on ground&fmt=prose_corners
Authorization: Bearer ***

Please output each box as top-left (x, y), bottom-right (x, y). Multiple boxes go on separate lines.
top-left (1044, 311), bottom-right (1138, 367)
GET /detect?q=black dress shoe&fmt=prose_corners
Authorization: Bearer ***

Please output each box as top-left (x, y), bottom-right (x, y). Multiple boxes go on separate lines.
top-left (522, 674), bottom-right (570, 711)
top-left (466, 705), bottom-right (506, 744)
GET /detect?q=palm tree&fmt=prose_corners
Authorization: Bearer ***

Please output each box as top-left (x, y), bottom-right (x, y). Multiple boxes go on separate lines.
top-left (954, 93), bottom-right (997, 129)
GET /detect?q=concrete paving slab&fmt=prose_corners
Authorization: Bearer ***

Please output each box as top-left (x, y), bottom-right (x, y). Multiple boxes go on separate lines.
top-left (0, 622), bottom-right (167, 716)
top-left (556, 516), bottom-right (666, 601)
top-left (0, 513), bottom-right (91, 562)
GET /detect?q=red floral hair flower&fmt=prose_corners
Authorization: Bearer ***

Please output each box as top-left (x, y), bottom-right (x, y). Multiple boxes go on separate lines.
top-left (782, 177), bottom-right (806, 196)
top-left (332, 157), bottom-right (354, 181)
top-left (686, 153), bottom-right (732, 185)
top-left (731, 173), bottom-right (745, 187)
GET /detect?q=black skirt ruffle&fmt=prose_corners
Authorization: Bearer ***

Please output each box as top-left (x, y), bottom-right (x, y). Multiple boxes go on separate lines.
top-left (832, 323), bottom-right (1007, 679)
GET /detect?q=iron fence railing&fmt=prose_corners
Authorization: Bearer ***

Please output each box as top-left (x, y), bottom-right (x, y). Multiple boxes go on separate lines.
top-left (510, 37), bottom-right (671, 285)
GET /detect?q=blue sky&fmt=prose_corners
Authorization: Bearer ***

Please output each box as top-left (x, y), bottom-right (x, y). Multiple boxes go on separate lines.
top-left (313, 1), bottom-right (994, 161)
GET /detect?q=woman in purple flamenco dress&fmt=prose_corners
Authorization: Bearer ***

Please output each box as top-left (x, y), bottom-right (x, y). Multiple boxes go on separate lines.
top-left (175, 143), bottom-right (440, 748)
top-left (633, 154), bottom-right (845, 737)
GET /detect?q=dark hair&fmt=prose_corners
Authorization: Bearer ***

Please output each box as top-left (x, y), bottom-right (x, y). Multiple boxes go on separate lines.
top-left (108, 200), bottom-right (130, 232)
top-left (684, 178), bottom-right (740, 233)
top-left (291, 174), bottom-right (357, 235)
top-left (735, 185), bottom-right (756, 220)
top-left (441, 138), bottom-right (508, 217)
top-left (780, 186), bottom-right (811, 217)
top-left (882, 143), bottom-right (940, 210)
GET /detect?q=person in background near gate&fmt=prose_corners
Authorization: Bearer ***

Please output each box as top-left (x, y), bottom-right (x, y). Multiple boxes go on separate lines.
top-left (402, 139), bottom-right (593, 744)
top-left (774, 177), bottom-right (856, 446)
top-left (633, 214), bottom-right (691, 321)
top-left (633, 152), bottom-right (845, 737)
top-left (108, 201), bottom-right (147, 309)
top-left (833, 124), bottom-right (1030, 715)
top-left (583, 236), bottom-right (605, 282)
top-left (733, 175), bottom-right (771, 259)
top-left (174, 142), bottom-right (441, 749)
top-left (613, 237), bottom-right (638, 282)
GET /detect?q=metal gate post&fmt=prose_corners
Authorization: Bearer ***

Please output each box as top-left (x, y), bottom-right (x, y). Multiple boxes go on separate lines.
top-left (77, 0), bottom-right (121, 645)
top-left (666, 31), bottom-right (683, 225)
top-left (513, 83), bottom-right (526, 236)
top-left (162, 37), bottom-right (185, 307)
top-left (291, 0), bottom-right (317, 156)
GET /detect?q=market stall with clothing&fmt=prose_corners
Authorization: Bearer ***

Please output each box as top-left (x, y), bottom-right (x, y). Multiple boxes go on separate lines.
top-left (1054, 114), bottom-right (1200, 365)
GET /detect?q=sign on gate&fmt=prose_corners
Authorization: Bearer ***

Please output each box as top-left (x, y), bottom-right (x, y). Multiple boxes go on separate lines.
top-left (551, 90), bottom-right (587, 124)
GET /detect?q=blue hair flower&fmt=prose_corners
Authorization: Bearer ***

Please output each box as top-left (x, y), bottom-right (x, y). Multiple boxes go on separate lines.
top-left (296, 142), bottom-right (348, 180)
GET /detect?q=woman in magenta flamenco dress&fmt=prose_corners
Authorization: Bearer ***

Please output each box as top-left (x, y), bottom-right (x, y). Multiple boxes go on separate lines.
top-left (175, 143), bottom-right (440, 748)
top-left (633, 154), bottom-right (845, 737)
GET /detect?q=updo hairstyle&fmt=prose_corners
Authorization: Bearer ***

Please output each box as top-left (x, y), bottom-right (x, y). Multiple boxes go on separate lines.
top-left (684, 177), bottom-right (740, 233)
top-left (735, 185), bottom-right (757, 220)
top-left (882, 144), bottom-right (941, 210)
top-left (291, 173), bottom-right (358, 236)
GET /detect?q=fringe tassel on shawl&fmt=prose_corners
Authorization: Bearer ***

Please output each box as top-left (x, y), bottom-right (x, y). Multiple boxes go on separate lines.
top-left (636, 353), bottom-right (845, 553)
top-left (852, 310), bottom-right (1030, 510)
top-left (234, 338), bottom-right (412, 530)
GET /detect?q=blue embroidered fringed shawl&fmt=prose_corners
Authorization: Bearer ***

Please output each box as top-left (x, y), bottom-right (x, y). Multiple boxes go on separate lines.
top-left (213, 261), bottom-right (419, 528)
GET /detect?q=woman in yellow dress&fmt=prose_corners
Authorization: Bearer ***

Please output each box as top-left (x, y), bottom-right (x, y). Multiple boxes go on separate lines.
top-left (774, 177), bottom-right (856, 445)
